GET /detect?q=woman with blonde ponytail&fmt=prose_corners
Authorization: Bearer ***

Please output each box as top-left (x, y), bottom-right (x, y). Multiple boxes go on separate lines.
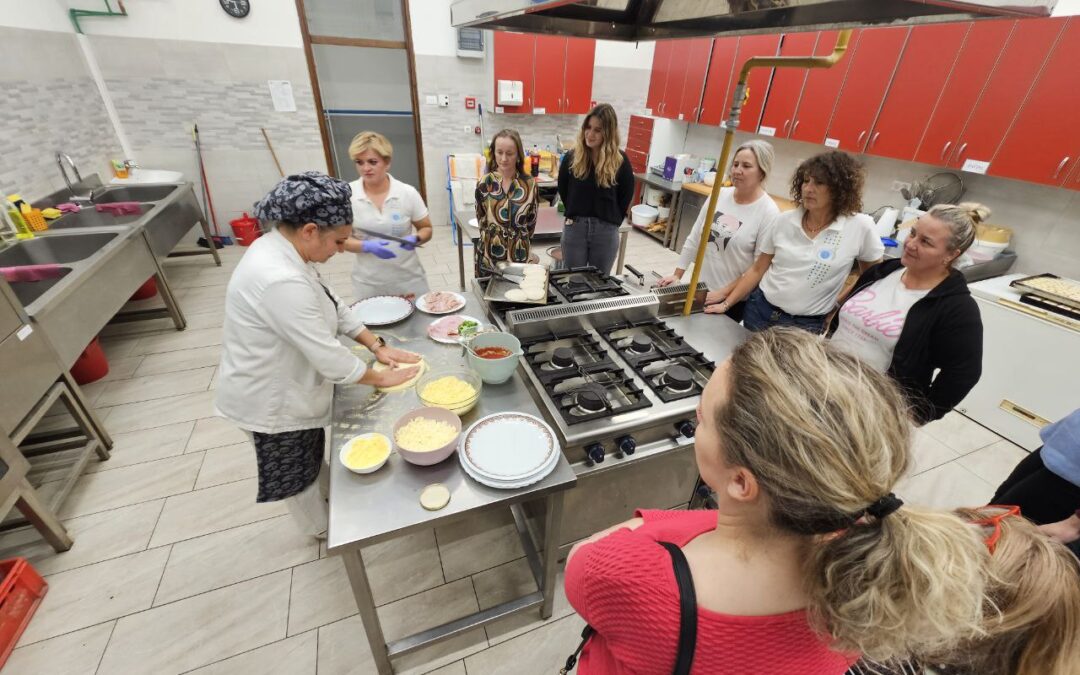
top-left (830, 202), bottom-right (989, 424)
top-left (564, 328), bottom-right (988, 674)
top-left (850, 505), bottom-right (1080, 675)
top-left (557, 103), bottom-right (634, 273)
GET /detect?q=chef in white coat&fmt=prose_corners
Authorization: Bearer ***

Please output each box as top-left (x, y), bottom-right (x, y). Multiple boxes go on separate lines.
top-left (344, 131), bottom-right (433, 302)
top-left (217, 172), bottom-right (420, 538)
top-left (656, 140), bottom-right (780, 323)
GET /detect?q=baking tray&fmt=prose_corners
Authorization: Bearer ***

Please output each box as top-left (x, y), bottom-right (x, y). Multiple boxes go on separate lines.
top-left (483, 263), bottom-right (549, 305)
top-left (1010, 273), bottom-right (1080, 313)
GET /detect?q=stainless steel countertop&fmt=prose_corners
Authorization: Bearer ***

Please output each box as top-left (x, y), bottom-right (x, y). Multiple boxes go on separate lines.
top-left (327, 291), bottom-right (577, 552)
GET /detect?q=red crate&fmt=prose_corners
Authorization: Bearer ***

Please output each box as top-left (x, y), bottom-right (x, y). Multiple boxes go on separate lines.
top-left (0, 558), bottom-right (48, 668)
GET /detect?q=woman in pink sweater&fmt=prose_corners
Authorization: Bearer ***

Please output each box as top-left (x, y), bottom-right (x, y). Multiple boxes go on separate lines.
top-left (565, 328), bottom-right (991, 674)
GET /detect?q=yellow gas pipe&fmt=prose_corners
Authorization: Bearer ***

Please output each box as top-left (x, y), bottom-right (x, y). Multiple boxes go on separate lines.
top-left (682, 30), bottom-right (853, 315)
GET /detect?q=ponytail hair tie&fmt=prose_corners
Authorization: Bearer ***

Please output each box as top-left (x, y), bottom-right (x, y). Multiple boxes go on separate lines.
top-left (866, 493), bottom-right (903, 519)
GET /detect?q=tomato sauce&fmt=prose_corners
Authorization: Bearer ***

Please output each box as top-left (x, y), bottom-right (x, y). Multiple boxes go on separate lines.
top-left (474, 346), bottom-right (512, 359)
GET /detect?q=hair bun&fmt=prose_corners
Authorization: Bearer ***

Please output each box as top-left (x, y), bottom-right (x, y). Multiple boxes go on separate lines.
top-left (957, 202), bottom-right (991, 225)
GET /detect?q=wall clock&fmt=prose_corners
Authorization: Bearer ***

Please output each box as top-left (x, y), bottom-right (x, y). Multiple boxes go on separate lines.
top-left (220, 0), bottom-right (251, 19)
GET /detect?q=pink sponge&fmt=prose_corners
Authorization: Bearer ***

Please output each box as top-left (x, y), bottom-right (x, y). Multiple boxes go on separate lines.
top-left (1, 264), bottom-right (66, 283)
top-left (95, 202), bottom-right (142, 216)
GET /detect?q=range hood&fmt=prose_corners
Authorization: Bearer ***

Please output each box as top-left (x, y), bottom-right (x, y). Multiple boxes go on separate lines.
top-left (450, 0), bottom-right (1057, 41)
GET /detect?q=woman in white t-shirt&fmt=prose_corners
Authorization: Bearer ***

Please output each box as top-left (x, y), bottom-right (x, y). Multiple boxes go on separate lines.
top-left (656, 140), bottom-right (780, 323)
top-left (709, 151), bottom-right (883, 333)
top-left (829, 203), bottom-right (988, 425)
top-left (343, 131), bottom-right (433, 302)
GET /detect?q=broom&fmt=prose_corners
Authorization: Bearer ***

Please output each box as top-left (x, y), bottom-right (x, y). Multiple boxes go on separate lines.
top-left (193, 123), bottom-right (231, 247)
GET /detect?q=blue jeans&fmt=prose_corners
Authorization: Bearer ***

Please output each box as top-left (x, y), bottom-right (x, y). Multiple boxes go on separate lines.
top-left (742, 287), bottom-right (827, 334)
top-left (560, 216), bottom-right (621, 274)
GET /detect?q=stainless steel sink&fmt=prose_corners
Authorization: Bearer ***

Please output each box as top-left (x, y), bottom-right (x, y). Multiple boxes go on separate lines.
top-left (0, 233), bottom-right (118, 266)
top-left (7, 268), bottom-right (72, 306)
top-left (47, 205), bottom-right (151, 230)
top-left (93, 185), bottom-right (177, 203)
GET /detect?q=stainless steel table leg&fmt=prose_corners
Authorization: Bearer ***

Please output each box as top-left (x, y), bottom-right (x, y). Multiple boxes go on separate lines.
top-left (540, 491), bottom-right (565, 619)
top-left (15, 479), bottom-right (73, 552)
top-left (155, 271), bottom-right (187, 331)
top-left (457, 221), bottom-right (466, 291)
top-left (342, 547), bottom-right (394, 675)
top-left (198, 217), bottom-right (223, 266)
top-left (615, 227), bottom-right (629, 275)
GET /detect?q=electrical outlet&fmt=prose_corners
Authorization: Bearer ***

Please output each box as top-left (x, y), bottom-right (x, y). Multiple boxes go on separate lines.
top-left (439, 94), bottom-right (450, 107)
top-left (891, 180), bottom-right (911, 193)
top-left (425, 94), bottom-right (438, 106)
top-left (464, 125), bottom-right (472, 133)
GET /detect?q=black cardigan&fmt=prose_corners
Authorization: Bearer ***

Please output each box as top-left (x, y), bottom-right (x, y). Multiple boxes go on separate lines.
top-left (557, 150), bottom-right (635, 226)
top-left (829, 258), bottom-right (983, 425)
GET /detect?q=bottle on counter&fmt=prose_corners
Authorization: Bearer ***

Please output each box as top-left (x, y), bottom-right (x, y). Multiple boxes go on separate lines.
top-left (530, 144), bottom-right (540, 177)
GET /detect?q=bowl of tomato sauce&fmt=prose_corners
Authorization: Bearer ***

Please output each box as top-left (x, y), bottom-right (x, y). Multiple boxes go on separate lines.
top-left (465, 332), bottom-right (523, 384)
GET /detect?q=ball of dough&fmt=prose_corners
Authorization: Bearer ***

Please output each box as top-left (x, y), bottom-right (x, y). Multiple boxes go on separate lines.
top-left (420, 483), bottom-right (450, 511)
top-left (372, 357), bottom-right (427, 392)
top-left (524, 287), bottom-right (546, 301)
top-left (504, 288), bottom-right (527, 302)
top-left (523, 267), bottom-right (545, 278)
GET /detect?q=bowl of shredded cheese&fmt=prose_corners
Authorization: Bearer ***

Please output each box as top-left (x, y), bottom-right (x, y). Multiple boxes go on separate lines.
top-left (393, 406), bottom-right (463, 466)
top-left (340, 433), bottom-right (392, 474)
top-left (416, 368), bottom-right (483, 416)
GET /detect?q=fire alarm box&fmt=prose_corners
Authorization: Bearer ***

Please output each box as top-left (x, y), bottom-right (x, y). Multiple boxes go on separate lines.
top-left (497, 80), bottom-right (523, 106)
top-left (465, 96), bottom-right (476, 109)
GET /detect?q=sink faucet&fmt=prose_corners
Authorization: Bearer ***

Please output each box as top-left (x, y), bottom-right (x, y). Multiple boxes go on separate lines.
top-left (55, 152), bottom-right (97, 203)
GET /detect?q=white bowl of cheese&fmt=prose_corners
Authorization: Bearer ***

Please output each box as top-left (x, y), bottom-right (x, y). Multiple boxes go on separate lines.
top-left (340, 433), bottom-right (392, 474)
top-left (393, 407), bottom-right (463, 466)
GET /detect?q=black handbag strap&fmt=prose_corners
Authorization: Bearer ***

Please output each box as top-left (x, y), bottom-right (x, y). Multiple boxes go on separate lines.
top-left (561, 541), bottom-right (698, 674)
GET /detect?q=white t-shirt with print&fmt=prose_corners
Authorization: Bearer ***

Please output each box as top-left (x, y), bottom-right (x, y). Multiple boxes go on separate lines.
top-left (676, 188), bottom-right (780, 290)
top-left (350, 175), bottom-right (430, 299)
top-left (831, 269), bottom-right (930, 372)
top-left (757, 208), bottom-right (884, 316)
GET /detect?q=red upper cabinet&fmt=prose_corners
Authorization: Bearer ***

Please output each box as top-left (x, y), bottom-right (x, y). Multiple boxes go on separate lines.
top-left (758, 32), bottom-right (818, 138)
top-left (493, 31), bottom-right (536, 113)
top-left (494, 33), bottom-right (595, 115)
top-left (533, 35), bottom-right (567, 115)
top-left (647, 40), bottom-right (673, 115)
top-left (699, 37), bottom-right (738, 126)
top-left (949, 17), bottom-right (1068, 170)
top-left (660, 40), bottom-right (690, 119)
top-left (789, 30), bottom-right (860, 145)
top-left (725, 34), bottom-right (782, 131)
top-left (913, 20), bottom-right (1013, 166)
top-left (825, 26), bottom-right (909, 152)
top-left (679, 38), bottom-right (713, 122)
top-left (866, 22), bottom-right (969, 161)
top-left (990, 18), bottom-right (1080, 186)
top-left (563, 37), bottom-right (596, 114)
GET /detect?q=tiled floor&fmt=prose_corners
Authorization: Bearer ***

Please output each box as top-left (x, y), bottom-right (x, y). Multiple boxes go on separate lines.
top-left (0, 228), bottom-right (1024, 674)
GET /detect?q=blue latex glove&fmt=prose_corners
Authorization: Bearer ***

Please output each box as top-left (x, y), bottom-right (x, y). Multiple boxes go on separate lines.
top-left (361, 239), bottom-right (397, 259)
top-left (399, 235), bottom-right (419, 251)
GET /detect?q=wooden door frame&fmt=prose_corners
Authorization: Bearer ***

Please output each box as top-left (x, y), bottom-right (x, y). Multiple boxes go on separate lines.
top-left (293, 0), bottom-right (428, 202)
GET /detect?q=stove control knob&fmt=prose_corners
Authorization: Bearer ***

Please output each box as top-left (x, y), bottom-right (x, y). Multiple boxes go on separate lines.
top-left (586, 443), bottom-right (606, 465)
top-left (615, 436), bottom-right (636, 457)
top-left (676, 420), bottom-right (697, 439)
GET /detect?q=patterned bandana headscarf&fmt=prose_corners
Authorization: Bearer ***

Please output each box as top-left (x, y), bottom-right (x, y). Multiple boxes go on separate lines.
top-left (253, 171), bottom-right (352, 227)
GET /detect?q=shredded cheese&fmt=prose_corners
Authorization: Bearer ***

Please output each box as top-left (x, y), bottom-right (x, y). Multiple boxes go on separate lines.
top-left (396, 417), bottom-right (459, 452)
top-left (420, 376), bottom-right (477, 407)
top-left (344, 435), bottom-right (390, 469)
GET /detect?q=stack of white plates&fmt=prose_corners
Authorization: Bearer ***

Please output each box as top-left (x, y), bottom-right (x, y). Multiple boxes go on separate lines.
top-left (458, 412), bottom-right (560, 489)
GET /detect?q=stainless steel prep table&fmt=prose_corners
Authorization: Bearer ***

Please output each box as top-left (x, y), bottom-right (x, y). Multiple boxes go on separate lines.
top-left (327, 291), bottom-right (576, 675)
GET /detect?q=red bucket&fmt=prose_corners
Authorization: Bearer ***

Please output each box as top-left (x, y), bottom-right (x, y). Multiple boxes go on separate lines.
top-left (71, 337), bottom-right (109, 385)
top-left (231, 212), bottom-right (263, 246)
top-left (129, 276), bottom-right (158, 301)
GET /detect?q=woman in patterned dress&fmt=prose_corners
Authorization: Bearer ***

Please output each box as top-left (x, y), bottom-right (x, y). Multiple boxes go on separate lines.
top-left (473, 129), bottom-right (538, 276)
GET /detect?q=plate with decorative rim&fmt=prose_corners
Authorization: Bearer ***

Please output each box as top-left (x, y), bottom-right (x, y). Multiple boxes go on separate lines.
top-left (353, 295), bottom-right (414, 326)
top-left (459, 412), bottom-right (558, 481)
top-left (459, 444), bottom-right (558, 489)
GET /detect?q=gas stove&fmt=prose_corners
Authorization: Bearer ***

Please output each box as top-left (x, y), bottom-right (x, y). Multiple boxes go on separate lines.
top-left (473, 268), bottom-right (741, 469)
